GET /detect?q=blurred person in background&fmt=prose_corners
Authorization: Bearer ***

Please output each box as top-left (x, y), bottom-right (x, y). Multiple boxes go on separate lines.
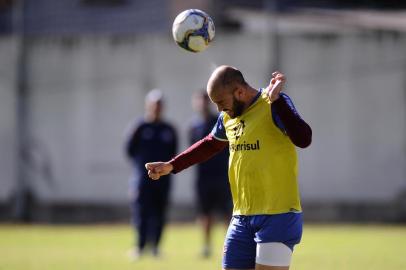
top-left (125, 89), bottom-right (178, 259)
top-left (189, 91), bottom-right (232, 258)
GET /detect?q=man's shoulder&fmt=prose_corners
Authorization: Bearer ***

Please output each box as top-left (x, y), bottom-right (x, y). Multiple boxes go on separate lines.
top-left (257, 88), bottom-right (293, 105)
top-left (218, 111), bottom-right (227, 122)
top-left (259, 88), bottom-right (272, 105)
top-left (127, 118), bottom-right (146, 132)
top-left (279, 92), bottom-right (295, 106)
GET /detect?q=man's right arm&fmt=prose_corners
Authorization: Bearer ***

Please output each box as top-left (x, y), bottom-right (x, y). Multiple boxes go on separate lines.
top-left (145, 134), bottom-right (228, 180)
top-left (169, 134), bottom-right (228, 173)
top-left (145, 113), bottom-right (228, 179)
top-left (170, 113), bottom-right (228, 173)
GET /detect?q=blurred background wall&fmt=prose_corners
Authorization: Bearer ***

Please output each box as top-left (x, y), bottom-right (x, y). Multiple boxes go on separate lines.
top-left (0, 0), bottom-right (405, 222)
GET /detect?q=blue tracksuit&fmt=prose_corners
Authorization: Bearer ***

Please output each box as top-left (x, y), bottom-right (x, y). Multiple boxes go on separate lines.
top-left (125, 119), bottom-right (177, 251)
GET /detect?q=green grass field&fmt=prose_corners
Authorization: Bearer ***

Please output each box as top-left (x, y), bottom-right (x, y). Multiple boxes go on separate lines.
top-left (1, 223), bottom-right (405, 270)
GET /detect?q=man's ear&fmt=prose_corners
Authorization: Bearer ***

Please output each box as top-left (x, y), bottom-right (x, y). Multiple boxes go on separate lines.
top-left (233, 87), bottom-right (243, 101)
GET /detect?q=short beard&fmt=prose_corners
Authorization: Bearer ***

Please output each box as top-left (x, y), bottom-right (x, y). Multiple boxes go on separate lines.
top-left (231, 97), bottom-right (245, 118)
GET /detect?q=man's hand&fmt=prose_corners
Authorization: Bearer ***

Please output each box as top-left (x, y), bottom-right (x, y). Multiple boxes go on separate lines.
top-left (145, 162), bottom-right (174, 180)
top-left (266, 71), bottom-right (286, 102)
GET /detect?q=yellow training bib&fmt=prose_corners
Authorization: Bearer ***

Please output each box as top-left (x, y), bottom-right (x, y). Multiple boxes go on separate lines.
top-left (223, 91), bottom-right (301, 215)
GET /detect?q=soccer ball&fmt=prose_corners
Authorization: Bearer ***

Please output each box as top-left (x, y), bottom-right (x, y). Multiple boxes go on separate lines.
top-left (172, 9), bottom-right (215, 53)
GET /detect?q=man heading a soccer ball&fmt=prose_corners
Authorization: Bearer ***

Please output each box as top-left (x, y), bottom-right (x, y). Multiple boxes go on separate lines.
top-left (146, 66), bottom-right (312, 270)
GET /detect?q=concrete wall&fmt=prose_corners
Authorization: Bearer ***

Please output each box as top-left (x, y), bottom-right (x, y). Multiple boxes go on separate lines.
top-left (1, 30), bottom-right (405, 213)
top-left (282, 32), bottom-right (406, 202)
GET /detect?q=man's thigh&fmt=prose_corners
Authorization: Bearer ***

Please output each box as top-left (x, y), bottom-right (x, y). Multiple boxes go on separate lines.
top-left (222, 217), bottom-right (257, 269)
top-left (255, 242), bottom-right (293, 269)
top-left (223, 214), bottom-right (302, 270)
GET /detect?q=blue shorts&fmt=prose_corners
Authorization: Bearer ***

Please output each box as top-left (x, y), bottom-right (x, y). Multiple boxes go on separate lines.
top-left (222, 212), bottom-right (303, 269)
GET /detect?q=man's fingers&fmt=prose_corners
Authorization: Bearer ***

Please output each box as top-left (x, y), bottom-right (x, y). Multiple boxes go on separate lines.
top-left (276, 74), bottom-right (286, 82)
top-left (268, 71), bottom-right (286, 102)
top-left (145, 162), bottom-right (162, 172)
top-left (145, 163), bottom-right (153, 170)
top-left (145, 162), bottom-right (170, 181)
top-left (148, 170), bottom-right (160, 180)
top-left (270, 71), bottom-right (285, 90)
top-left (267, 78), bottom-right (276, 95)
top-left (272, 71), bottom-right (286, 81)
top-left (273, 79), bottom-right (282, 88)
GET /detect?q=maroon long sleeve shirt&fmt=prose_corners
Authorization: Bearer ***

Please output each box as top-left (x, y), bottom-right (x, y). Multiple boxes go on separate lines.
top-left (170, 93), bottom-right (312, 173)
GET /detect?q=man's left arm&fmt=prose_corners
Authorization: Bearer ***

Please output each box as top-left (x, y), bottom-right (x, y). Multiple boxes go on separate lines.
top-left (272, 93), bottom-right (312, 148)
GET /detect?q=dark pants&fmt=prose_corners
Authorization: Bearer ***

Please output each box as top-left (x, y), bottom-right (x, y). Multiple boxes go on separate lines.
top-left (196, 178), bottom-right (232, 215)
top-left (131, 179), bottom-right (170, 252)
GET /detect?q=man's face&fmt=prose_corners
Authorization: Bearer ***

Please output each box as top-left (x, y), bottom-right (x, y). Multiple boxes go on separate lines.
top-left (146, 100), bottom-right (162, 121)
top-left (210, 89), bottom-right (244, 119)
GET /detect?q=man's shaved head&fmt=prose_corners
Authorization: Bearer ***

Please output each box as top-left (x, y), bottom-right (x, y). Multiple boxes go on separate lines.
top-left (207, 65), bottom-right (247, 99)
top-left (205, 65), bottom-right (254, 118)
